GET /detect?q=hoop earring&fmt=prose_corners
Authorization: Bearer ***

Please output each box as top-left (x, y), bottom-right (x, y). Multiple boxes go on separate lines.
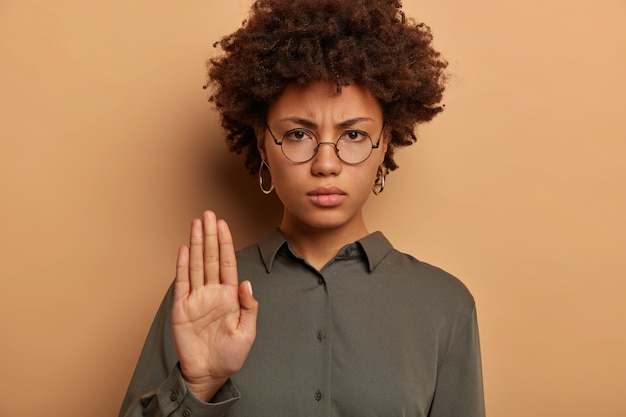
top-left (259, 160), bottom-right (274, 195)
top-left (372, 166), bottom-right (385, 195)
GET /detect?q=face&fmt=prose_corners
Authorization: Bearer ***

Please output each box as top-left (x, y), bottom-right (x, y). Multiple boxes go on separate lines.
top-left (259, 81), bottom-right (388, 237)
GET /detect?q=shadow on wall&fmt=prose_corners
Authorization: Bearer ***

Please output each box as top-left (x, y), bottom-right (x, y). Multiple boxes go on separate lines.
top-left (192, 124), bottom-right (283, 249)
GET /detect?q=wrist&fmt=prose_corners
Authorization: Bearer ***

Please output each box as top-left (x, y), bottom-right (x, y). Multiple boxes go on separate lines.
top-left (182, 373), bottom-right (229, 403)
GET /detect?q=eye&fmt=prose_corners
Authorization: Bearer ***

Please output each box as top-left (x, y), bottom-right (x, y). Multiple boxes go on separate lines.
top-left (342, 130), bottom-right (368, 142)
top-left (284, 129), bottom-right (315, 142)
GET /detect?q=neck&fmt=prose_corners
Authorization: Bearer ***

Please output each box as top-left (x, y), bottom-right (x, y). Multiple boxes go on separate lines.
top-left (279, 212), bottom-right (369, 270)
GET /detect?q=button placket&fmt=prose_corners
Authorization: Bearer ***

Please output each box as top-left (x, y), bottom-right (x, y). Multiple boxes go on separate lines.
top-left (313, 270), bottom-right (330, 409)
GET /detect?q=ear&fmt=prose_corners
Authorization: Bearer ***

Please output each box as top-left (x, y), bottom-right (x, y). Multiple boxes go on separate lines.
top-left (378, 128), bottom-right (390, 164)
top-left (255, 125), bottom-right (267, 161)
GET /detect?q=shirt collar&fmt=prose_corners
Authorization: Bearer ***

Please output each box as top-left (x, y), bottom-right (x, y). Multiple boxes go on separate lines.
top-left (257, 228), bottom-right (393, 273)
top-left (357, 230), bottom-right (394, 272)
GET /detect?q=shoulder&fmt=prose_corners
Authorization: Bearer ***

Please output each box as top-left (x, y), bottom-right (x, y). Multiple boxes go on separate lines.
top-left (235, 241), bottom-right (261, 260)
top-left (235, 228), bottom-right (287, 274)
top-left (379, 245), bottom-right (476, 315)
top-left (235, 242), bottom-right (264, 264)
top-left (235, 240), bottom-right (273, 279)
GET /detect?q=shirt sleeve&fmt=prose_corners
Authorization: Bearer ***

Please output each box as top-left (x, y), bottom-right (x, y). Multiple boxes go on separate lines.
top-left (118, 283), bottom-right (241, 417)
top-left (428, 305), bottom-right (486, 417)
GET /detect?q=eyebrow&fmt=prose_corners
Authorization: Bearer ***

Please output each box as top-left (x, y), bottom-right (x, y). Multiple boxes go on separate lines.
top-left (278, 117), bottom-right (375, 129)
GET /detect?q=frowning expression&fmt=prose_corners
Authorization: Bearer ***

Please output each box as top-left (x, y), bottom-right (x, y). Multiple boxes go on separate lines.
top-left (259, 81), bottom-right (387, 235)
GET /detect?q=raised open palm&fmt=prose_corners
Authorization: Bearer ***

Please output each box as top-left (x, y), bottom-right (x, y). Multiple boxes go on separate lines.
top-left (171, 211), bottom-right (258, 401)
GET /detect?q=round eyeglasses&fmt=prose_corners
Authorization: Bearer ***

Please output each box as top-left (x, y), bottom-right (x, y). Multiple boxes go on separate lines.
top-left (265, 124), bottom-right (383, 165)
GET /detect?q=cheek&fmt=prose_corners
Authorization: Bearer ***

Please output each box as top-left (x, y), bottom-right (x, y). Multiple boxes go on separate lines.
top-left (367, 156), bottom-right (383, 178)
top-left (267, 160), bottom-right (301, 194)
top-left (348, 165), bottom-right (379, 195)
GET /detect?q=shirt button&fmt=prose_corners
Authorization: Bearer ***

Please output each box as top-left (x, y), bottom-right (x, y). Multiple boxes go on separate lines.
top-left (315, 390), bottom-right (323, 401)
top-left (317, 278), bottom-right (324, 285)
top-left (345, 247), bottom-right (353, 255)
top-left (169, 390), bottom-right (178, 401)
top-left (317, 330), bottom-right (326, 341)
top-left (182, 409), bottom-right (192, 417)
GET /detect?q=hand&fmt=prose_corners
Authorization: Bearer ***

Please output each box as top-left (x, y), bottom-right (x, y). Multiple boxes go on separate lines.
top-left (171, 210), bottom-right (258, 401)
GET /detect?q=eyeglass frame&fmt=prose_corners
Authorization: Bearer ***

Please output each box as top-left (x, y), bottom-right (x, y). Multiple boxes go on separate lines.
top-left (265, 123), bottom-right (385, 165)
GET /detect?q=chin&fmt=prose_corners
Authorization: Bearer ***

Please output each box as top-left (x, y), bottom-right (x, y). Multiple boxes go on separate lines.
top-left (298, 211), bottom-right (358, 231)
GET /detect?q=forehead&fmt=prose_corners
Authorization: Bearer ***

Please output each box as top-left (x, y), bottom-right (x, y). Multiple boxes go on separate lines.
top-left (267, 81), bottom-right (383, 123)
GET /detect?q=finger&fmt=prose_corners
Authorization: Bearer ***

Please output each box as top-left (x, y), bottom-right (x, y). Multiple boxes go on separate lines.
top-left (203, 210), bottom-right (220, 285)
top-left (174, 245), bottom-right (190, 301)
top-left (189, 218), bottom-right (204, 290)
top-left (217, 219), bottom-right (238, 286)
top-left (238, 281), bottom-right (259, 337)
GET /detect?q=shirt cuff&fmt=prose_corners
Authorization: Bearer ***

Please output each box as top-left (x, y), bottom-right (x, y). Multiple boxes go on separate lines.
top-left (155, 364), bottom-right (240, 416)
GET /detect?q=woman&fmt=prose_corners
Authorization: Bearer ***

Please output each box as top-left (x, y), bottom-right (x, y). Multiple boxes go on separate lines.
top-left (120, 0), bottom-right (485, 416)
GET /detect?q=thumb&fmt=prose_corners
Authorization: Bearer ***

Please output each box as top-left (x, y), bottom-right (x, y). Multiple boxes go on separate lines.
top-left (238, 280), bottom-right (259, 332)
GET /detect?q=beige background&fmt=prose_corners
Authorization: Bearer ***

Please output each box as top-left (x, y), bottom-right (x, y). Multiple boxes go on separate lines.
top-left (1, 0), bottom-right (624, 416)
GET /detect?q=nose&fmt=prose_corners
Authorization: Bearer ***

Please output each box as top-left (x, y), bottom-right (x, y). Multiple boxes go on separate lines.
top-left (311, 141), bottom-right (342, 176)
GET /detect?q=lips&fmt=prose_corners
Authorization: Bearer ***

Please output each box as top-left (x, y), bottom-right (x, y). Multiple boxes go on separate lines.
top-left (307, 187), bottom-right (347, 207)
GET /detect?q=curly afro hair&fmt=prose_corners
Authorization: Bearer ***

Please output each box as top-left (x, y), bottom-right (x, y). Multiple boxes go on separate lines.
top-left (206, 0), bottom-right (448, 175)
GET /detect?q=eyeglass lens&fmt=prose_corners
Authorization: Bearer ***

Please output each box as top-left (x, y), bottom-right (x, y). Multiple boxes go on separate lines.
top-left (280, 129), bottom-right (374, 164)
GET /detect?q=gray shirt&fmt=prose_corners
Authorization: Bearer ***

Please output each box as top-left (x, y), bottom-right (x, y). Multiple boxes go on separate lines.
top-left (119, 229), bottom-right (485, 417)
